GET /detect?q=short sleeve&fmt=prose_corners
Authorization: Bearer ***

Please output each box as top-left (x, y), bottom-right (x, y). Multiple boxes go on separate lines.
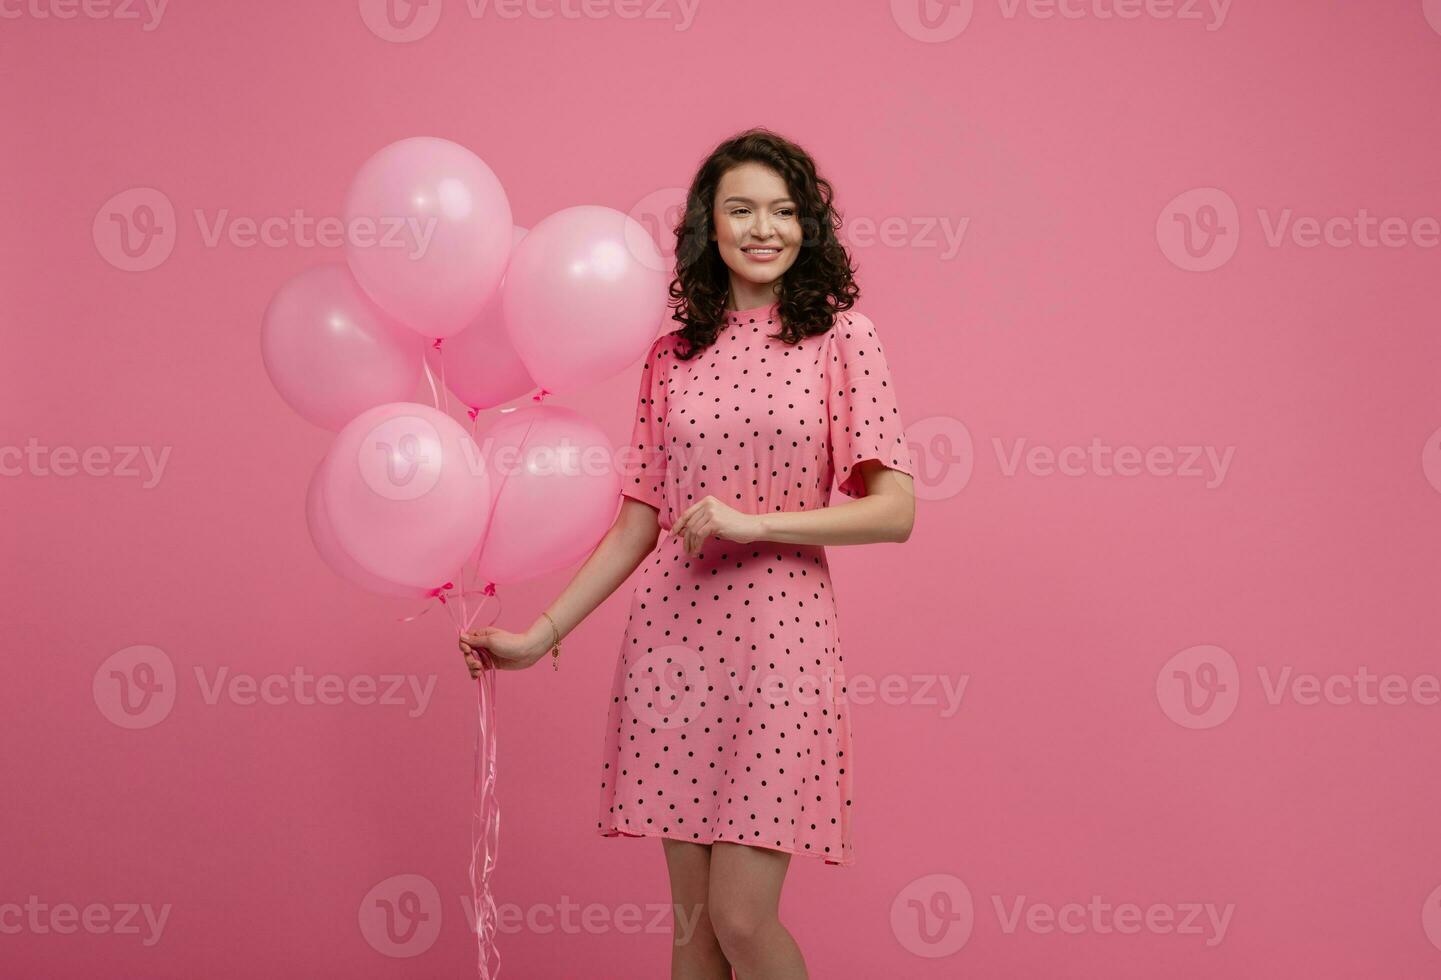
top-left (825, 312), bottom-right (915, 499)
top-left (620, 333), bottom-right (672, 512)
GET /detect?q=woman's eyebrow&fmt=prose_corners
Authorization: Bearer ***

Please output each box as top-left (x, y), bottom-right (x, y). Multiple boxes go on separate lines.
top-left (721, 196), bottom-right (796, 205)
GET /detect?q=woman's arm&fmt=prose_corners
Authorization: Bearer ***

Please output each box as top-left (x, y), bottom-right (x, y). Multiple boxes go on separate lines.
top-left (757, 463), bottom-right (914, 546)
top-left (515, 498), bottom-right (662, 652)
top-left (669, 461), bottom-right (915, 556)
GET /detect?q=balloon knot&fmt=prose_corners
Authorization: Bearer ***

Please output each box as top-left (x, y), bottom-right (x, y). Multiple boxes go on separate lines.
top-left (532, 387), bottom-right (551, 402)
top-left (429, 582), bottom-right (455, 603)
top-left (467, 406), bottom-right (481, 420)
top-left (482, 581), bottom-right (497, 596)
top-left (431, 338), bottom-right (443, 351)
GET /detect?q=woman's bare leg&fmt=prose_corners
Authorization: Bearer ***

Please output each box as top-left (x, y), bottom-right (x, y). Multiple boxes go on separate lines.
top-left (706, 842), bottom-right (807, 979)
top-left (661, 838), bottom-right (732, 979)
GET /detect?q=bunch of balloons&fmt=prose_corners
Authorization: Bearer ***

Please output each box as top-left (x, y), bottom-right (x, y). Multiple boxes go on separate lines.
top-left (262, 136), bottom-right (669, 608)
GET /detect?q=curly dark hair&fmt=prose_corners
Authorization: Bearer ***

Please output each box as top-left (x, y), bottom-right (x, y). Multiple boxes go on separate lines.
top-left (666, 127), bottom-right (859, 360)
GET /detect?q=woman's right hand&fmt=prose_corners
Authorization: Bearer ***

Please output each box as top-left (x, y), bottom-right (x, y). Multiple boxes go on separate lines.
top-left (459, 624), bottom-right (548, 678)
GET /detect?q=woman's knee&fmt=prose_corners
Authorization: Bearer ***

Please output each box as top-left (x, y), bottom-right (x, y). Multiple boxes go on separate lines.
top-left (706, 893), bottom-right (770, 952)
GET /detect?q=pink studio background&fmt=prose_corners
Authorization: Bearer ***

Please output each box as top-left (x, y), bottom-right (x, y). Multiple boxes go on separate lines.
top-left (4, 2), bottom-right (1441, 977)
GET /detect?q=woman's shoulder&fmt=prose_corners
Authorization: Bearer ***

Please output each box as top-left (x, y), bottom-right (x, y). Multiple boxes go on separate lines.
top-left (821, 307), bottom-right (882, 351)
top-left (646, 329), bottom-right (684, 360)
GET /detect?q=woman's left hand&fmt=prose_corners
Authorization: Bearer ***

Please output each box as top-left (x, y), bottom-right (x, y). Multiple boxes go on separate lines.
top-left (669, 495), bottom-right (765, 556)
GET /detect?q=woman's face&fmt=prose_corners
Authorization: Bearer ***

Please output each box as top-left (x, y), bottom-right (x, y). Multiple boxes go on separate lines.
top-left (711, 162), bottom-right (802, 294)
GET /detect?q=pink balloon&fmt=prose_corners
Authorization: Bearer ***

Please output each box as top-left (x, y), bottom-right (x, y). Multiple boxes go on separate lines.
top-left (501, 205), bottom-right (669, 393)
top-left (306, 453), bottom-right (430, 599)
top-left (261, 263), bottom-right (423, 431)
top-left (344, 137), bottom-right (513, 339)
top-left (323, 402), bottom-right (492, 590)
top-left (470, 405), bottom-right (622, 585)
top-left (425, 226), bottom-right (536, 410)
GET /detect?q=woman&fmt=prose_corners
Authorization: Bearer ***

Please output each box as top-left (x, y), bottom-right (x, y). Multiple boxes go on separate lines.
top-left (460, 127), bottom-right (916, 979)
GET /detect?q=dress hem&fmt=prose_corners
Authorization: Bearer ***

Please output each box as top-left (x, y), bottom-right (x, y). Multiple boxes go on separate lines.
top-left (596, 823), bottom-right (854, 868)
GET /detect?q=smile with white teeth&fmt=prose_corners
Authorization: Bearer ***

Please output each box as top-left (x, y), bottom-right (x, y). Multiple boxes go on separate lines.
top-left (743, 246), bottom-right (780, 253)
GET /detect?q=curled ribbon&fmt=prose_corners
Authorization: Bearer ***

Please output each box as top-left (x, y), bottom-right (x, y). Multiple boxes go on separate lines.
top-left (396, 576), bottom-right (504, 978)
top-left (384, 393), bottom-right (533, 978)
top-left (471, 644), bottom-right (501, 978)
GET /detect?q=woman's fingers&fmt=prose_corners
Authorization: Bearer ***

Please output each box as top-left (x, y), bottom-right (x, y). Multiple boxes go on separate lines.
top-left (460, 635), bottom-right (492, 679)
top-left (461, 627), bottom-right (493, 654)
top-left (460, 627), bottom-right (494, 646)
top-left (685, 520), bottom-right (710, 555)
top-left (671, 502), bottom-right (699, 537)
top-left (463, 649), bottom-right (487, 678)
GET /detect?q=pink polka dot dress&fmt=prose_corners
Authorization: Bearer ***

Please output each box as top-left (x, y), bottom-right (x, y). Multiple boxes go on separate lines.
top-left (596, 301), bottom-right (915, 867)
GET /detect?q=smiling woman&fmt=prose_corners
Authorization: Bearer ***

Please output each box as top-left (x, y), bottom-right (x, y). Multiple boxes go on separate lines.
top-left (601, 128), bottom-right (916, 976)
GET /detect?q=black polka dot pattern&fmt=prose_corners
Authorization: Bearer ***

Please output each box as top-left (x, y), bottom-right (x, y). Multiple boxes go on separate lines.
top-left (598, 302), bottom-right (914, 867)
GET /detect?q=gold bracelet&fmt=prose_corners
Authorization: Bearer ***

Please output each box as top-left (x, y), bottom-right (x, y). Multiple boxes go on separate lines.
top-left (541, 611), bottom-right (562, 670)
